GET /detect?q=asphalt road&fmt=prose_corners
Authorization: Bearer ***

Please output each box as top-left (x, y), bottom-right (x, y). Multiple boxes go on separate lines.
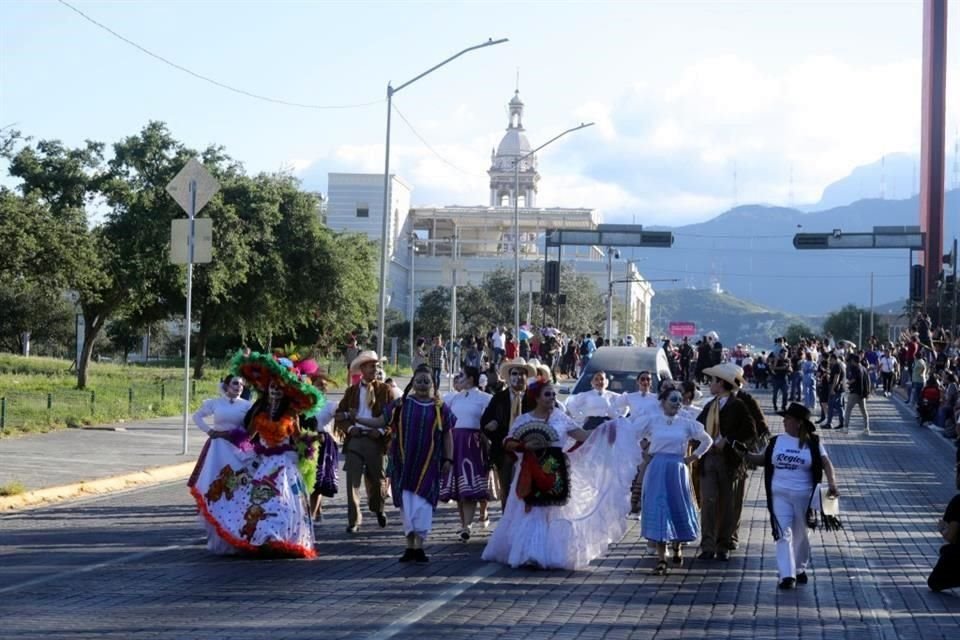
top-left (1, 393), bottom-right (958, 640)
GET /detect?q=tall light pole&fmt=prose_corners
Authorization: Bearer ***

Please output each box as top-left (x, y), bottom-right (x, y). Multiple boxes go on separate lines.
top-left (407, 232), bottom-right (418, 367)
top-left (605, 247), bottom-right (619, 341)
top-left (377, 38), bottom-right (508, 359)
top-left (513, 122), bottom-right (594, 339)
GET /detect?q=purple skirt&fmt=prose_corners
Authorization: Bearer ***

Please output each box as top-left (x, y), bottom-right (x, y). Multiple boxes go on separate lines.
top-left (315, 432), bottom-right (340, 498)
top-left (439, 429), bottom-right (490, 502)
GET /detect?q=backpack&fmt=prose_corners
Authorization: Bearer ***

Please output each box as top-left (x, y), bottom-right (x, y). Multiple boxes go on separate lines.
top-left (465, 348), bottom-right (481, 369)
top-left (579, 340), bottom-right (590, 356)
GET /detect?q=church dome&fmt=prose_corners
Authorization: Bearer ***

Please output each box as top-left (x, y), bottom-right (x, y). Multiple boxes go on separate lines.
top-left (496, 128), bottom-right (531, 159)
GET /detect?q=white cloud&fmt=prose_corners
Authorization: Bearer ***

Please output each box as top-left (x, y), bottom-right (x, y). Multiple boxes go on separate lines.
top-left (297, 53), bottom-right (959, 226)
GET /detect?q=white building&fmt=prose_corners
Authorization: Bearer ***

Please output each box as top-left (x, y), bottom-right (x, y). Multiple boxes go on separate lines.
top-left (325, 92), bottom-right (654, 340)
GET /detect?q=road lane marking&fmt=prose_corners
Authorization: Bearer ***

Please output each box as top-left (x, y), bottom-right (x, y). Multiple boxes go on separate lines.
top-left (0, 544), bottom-right (187, 595)
top-left (365, 562), bottom-right (500, 640)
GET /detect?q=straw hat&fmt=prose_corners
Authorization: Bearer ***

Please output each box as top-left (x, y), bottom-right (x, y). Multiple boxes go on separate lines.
top-left (498, 357), bottom-right (536, 379)
top-left (702, 362), bottom-right (743, 387)
top-left (349, 350), bottom-right (381, 373)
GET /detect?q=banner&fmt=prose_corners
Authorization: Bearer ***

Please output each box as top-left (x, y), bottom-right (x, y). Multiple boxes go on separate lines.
top-left (669, 322), bottom-right (696, 337)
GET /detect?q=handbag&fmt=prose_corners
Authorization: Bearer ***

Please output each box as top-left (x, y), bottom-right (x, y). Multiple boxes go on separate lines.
top-left (809, 483), bottom-right (843, 531)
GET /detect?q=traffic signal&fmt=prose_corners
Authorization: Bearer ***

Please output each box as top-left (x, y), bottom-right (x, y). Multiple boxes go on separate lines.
top-left (545, 260), bottom-right (560, 294)
top-left (910, 264), bottom-right (924, 302)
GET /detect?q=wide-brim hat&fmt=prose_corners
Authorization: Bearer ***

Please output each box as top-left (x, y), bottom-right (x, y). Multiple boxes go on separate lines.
top-left (703, 363), bottom-right (744, 387)
top-left (349, 350), bottom-right (381, 373)
top-left (777, 402), bottom-right (815, 431)
top-left (230, 351), bottom-right (325, 417)
top-left (535, 364), bottom-right (552, 379)
top-left (498, 357), bottom-right (536, 379)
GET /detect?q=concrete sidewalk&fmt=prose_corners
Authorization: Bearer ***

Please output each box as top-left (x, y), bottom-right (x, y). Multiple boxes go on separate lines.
top-left (0, 375), bottom-right (420, 510)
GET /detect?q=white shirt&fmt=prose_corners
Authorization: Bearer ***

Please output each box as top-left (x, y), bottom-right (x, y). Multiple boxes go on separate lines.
top-left (637, 413), bottom-right (712, 458)
top-left (615, 391), bottom-right (660, 419)
top-left (879, 355), bottom-right (897, 373)
top-left (770, 434), bottom-right (828, 493)
top-left (312, 403), bottom-right (336, 435)
top-left (445, 387), bottom-right (493, 430)
top-left (192, 396), bottom-right (251, 434)
top-left (492, 330), bottom-right (505, 350)
top-left (564, 389), bottom-right (624, 426)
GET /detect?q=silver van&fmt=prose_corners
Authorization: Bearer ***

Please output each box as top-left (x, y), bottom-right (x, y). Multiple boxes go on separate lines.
top-left (564, 346), bottom-right (674, 395)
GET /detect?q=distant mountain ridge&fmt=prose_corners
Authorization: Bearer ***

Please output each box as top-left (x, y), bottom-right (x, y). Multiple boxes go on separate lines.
top-left (636, 189), bottom-right (960, 315)
top-left (651, 288), bottom-right (813, 348)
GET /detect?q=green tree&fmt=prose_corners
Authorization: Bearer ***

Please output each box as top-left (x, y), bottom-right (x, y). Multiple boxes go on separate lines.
top-left (784, 322), bottom-right (815, 345)
top-left (823, 304), bottom-right (889, 347)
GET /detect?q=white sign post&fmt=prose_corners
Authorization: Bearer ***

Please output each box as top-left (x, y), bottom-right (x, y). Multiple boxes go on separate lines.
top-left (166, 158), bottom-right (219, 455)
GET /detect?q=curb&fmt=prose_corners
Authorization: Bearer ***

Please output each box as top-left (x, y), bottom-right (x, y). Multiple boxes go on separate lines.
top-left (0, 461), bottom-right (195, 512)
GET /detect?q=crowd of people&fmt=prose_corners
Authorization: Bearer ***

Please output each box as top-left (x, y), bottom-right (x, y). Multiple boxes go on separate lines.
top-left (186, 346), bottom-right (861, 591)
top-left (183, 312), bottom-right (960, 593)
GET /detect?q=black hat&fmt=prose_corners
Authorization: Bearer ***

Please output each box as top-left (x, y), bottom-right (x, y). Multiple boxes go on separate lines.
top-left (776, 402), bottom-right (815, 431)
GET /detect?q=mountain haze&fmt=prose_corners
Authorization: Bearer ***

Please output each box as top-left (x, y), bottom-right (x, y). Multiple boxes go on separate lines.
top-left (632, 189), bottom-right (960, 315)
top-left (651, 288), bottom-right (812, 349)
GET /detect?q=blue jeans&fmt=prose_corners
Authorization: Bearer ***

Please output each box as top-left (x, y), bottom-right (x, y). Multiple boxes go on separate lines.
top-left (789, 372), bottom-right (802, 400)
top-left (802, 375), bottom-right (816, 408)
top-left (910, 382), bottom-right (923, 406)
top-left (827, 392), bottom-right (845, 425)
top-left (771, 379), bottom-right (788, 410)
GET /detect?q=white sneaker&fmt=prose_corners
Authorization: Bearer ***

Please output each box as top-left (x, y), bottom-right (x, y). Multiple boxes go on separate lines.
top-left (928, 423), bottom-right (945, 433)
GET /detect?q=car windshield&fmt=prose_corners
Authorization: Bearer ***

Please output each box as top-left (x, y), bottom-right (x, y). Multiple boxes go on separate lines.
top-left (572, 371), bottom-right (644, 395)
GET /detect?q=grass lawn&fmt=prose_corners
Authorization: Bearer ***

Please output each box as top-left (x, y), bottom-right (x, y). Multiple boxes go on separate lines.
top-left (0, 353), bottom-right (364, 436)
top-left (0, 354), bottom-right (226, 436)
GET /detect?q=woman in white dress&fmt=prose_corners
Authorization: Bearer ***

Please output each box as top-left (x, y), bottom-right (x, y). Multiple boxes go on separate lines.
top-left (482, 383), bottom-right (644, 570)
top-left (188, 374), bottom-right (254, 554)
top-left (564, 371), bottom-right (624, 430)
top-left (638, 386), bottom-right (712, 575)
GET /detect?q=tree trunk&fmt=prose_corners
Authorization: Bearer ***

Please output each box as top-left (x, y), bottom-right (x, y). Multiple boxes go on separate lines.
top-left (77, 313), bottom-right (104, 390)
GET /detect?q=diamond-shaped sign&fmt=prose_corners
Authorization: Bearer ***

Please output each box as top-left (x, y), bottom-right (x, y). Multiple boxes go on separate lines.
top-left (166, 158), bottom-right (220, 216)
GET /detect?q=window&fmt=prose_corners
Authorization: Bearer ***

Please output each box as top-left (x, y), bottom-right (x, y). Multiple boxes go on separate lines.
top-left (356, 203), bottom-right (369, 218)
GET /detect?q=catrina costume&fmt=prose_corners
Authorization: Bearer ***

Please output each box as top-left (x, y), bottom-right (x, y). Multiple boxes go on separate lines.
top-left (482, 408), bottom-right (644, 570)
top-left (189, 351), bottom-right (324, 559)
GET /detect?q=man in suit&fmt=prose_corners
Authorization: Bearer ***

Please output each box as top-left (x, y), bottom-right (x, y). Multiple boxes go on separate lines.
top-left (334, 351), bottom-right (396, 534)
top-left (696, 363), bottom-right (757, 561)
top-left (730, 366), bottom-right (770, 551)
top-left (481, 358), bottom-right (537, 510)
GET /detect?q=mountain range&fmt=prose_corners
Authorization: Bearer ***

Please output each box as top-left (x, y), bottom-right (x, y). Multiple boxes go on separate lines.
top-left (650, 288), bottom-right (812, 349)
top-left (634, 180), bottom-right (960, 315)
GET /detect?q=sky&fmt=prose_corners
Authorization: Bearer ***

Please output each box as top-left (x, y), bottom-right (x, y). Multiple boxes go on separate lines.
top-left (1, 0), bottom-right (959, 226)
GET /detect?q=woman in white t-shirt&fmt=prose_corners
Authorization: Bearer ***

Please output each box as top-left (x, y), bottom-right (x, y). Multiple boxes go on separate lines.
top-left (749, 402), bottom-right (840, 590)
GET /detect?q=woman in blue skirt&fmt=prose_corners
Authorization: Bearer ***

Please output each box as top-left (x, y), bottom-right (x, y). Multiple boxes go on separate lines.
top-left (639, 386), bottom-right (712, 575)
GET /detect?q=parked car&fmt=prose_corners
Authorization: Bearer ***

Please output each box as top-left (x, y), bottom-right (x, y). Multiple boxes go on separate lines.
top-left (562, 346), bottom-right (674, 396)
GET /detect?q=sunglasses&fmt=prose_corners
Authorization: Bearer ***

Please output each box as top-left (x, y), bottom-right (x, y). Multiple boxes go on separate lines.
top-left (639, 377), bottom-right (651, 382)
top-left (542, 391), bottom-right (556, 398)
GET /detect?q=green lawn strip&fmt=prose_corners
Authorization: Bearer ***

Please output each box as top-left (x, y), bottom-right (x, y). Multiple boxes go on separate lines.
top-left (0, 355), bottom-right (224, 436)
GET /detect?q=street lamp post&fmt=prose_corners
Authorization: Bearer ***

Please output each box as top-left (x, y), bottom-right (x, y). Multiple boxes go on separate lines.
top-left (605, 247), bottom-right (619, 341)
top-left (513, 122), bottom-right (594, 340)
top-left (376, 38), bottom-right (508, 360)
top-left (408, 232), bottom-right (417, 367)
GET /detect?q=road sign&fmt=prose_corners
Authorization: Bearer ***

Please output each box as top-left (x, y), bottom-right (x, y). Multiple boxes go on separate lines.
top-left (669, 321), bottom-right (697, 337)
top-left (521, 271), bottom-right (541, 293)
top-left (170, 218), bottom-right (213, 264)
top-left (442, 260), bottom-right (467, 286)
top-left (545, 224), bottom-right (674, 248)
top-left (793, 227), bottom-right (924, 250)
top-left (166, 158), bottom-right (220, 216)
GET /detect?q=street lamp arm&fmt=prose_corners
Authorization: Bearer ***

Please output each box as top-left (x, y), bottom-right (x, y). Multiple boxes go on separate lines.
top-left (392, 38), bottom-right (509, 95)
top-left (611, 278), bottom-right (680, 285)
top-left (516, 122), bottom-right (595, 164)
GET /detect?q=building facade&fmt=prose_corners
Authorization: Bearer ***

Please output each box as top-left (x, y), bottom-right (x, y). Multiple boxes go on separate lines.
top-left (324, 93), bottom-right (654, 341)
